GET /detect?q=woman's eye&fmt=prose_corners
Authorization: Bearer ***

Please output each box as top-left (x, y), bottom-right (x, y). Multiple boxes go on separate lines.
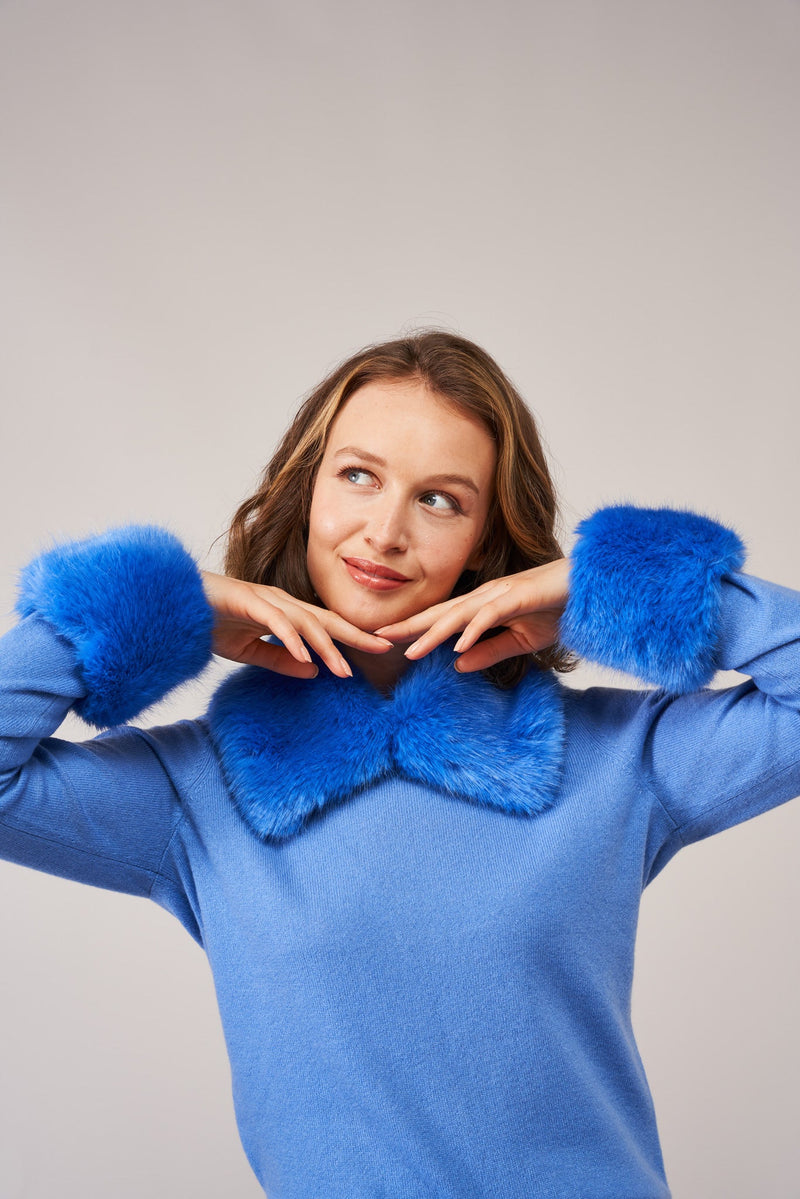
top-left (420, 492), bottom-right (457, 512)
top-left (341, 467), bottom-right (373, 485)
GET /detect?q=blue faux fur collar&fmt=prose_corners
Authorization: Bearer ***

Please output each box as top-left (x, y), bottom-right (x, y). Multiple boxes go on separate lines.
top-left (207, 646), bottom-right (566, 842)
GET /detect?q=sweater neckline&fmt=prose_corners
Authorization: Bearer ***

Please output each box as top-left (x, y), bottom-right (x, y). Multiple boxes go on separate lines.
top-left (207, 644), bottom-right (566, 842)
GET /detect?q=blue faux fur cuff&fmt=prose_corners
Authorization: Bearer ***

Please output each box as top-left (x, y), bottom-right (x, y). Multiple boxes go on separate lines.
top-left (16, 526), bottom-right (213, 728)
top-left (559, 505), bottom-right (746, 692)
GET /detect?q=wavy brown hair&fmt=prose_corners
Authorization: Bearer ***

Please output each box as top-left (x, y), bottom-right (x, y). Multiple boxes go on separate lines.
top-left (224, 329), bottom-right (574, 688)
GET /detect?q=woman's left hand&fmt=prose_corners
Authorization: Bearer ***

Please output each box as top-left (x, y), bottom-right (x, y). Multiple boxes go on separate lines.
top-left (375, 558), bottom-right (570, 673)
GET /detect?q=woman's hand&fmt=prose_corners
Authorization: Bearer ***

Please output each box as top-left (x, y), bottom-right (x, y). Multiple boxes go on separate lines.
top-left (201, 572), bottom-right (393, 679)
top-left (375, 558), bottom-right (570, 673)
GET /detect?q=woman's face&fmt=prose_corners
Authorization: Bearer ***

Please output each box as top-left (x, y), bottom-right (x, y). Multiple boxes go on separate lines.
top-left (307, 379), bottom-right (497, 633)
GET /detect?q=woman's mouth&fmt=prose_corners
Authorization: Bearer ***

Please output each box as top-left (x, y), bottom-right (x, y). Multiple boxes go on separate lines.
top-left (343, 558), bottom-right (411, 591)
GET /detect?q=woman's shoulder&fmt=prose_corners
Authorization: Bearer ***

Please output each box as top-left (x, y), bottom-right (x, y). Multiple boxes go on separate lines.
top-left (115, 714), bottom-right (220, 795)
top-left (556, 674), bottom-right (678, 760)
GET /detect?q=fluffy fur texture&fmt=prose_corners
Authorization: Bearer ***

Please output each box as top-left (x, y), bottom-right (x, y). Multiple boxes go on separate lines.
top-left (208, 646), bottom-right (567, 841)
top-left (560, 505), bottom-right (746, 692)
top-left (16, 525), bottom-right (213, 728)
top-left (14, 506), bottom-right (742, 838)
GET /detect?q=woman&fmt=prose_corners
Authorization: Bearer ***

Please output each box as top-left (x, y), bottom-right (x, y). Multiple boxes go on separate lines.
top-left (2, 330), bottom-right (798, 1197)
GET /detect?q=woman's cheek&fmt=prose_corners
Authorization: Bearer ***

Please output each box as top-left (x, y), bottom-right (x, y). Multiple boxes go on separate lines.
top-left (427, 528), bottom-right (481, 588)
top-left (311, 513), bottom-right (340, 547)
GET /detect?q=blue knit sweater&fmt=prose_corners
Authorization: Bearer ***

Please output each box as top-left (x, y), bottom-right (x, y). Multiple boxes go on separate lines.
top-left (2, 508), bottom-right (799, 1198)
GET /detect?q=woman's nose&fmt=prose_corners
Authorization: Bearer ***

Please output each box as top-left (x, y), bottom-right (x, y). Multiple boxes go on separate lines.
top-left (364, 495), bottom-right (409, 554)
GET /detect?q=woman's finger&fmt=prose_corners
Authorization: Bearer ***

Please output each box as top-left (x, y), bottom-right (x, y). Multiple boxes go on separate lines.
top-left (214, 586), bottom-right (391, 677)
top-left (241, 638), bottom-right (321, 679)
top-left (284, 612), bottom-right (357, 678)
top-left (375, 595), bottom-right (476, 647)
top-left (311, 608), bottom-right (396, 655)
top-left (272, 605), bottom-right (387, 677)
top-left (241, 597), bottom-right (315, 665)
top-left (400, 582), bottom-right (524, 658)
top-left (453, 628), bottom-right (534, 673)
top-left (376, 577), bottom-right (524, 647)
top-left (402, 598), bottom-right (490, 658)
top-left (242, 599), bottom-right (353, 678)
top-left (261, 591), bottom-right (393, 655)
top-left (450, 587), bottom-right (536, 653)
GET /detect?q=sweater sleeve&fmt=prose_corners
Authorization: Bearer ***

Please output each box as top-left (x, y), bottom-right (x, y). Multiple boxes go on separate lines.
top-left (559, 506), bottom-right (800, 876)
top-left (0, 527), bottom-right (213, 920)
top-left (634, 571), bottom-right (800, 871)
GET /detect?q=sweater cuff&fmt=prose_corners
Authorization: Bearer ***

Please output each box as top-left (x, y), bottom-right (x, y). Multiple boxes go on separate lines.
top-left (16, 526), bottom-right (214, 728)
top-left (559, 505), bottom-right (746, 692)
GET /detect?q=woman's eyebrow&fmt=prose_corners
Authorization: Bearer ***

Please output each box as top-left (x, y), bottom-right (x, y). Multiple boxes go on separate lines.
top-left (334, 446), bottom-right (387, 466)
top-left (425, 473), bottom-right (479, 495)
top-left (333, 446), bottom-right (479, 495)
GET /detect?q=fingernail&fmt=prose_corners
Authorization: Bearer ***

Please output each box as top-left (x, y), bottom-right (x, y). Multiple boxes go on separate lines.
top-left (453, 636), bottom-right (466, 652)
top-left (453, 659), bottom-right (463, 673)
top-left (308, 665), bottom-right (319, 678)
top-left (405, 641), bottom-right (420, 658)
top-left (300, 646), bottom-right (312, 663)
top-left (339, 656), bottom-right (352, 677)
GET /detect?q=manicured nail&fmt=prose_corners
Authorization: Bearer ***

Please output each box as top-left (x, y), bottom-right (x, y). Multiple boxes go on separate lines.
top-left (453, 659), bottom-right (463, 673)
top-left (339, 656), bottom-right (353, 677)
top-left (453, 636), bottom-right (466, 652)
top-left (308, 665), bottom-right (319, 678)
top-left (300, 646), bottom-right (312, 663)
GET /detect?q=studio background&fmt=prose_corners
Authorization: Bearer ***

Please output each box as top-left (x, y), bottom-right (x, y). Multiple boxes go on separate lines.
top-left (1, 2), bottom-right (798, 1196)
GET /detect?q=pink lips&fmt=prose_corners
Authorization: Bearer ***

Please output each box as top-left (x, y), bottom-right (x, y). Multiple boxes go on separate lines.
top-left (343, 558), bottom-right (411, 591)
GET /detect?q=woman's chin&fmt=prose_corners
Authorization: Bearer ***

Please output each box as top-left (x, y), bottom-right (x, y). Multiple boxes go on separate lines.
top-left (324, 590), bottom-right (424, 638)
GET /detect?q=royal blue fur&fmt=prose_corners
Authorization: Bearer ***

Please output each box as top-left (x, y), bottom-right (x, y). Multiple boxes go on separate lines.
top-left (560, 505), bottom-right (746, 692)
top-left (12, 507), bottom-right (745, 833)
top-left (16, 526), bottom-right (213, 728)
top-left (208, 646), bottom-right (566, 840)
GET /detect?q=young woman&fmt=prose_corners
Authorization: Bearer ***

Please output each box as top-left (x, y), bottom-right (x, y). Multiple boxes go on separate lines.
top-left (2, 331), bottom-right (798, 1197)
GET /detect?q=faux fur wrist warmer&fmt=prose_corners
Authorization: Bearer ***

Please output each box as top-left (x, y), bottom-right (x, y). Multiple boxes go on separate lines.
top-left (559, 505), bottom-right (746, 693)
top-left (16, 525), bottom-right (214, 728)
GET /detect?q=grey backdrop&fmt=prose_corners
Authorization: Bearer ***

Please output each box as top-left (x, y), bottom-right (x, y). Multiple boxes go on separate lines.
top-left (1, 2), bottom-right (799, 1196)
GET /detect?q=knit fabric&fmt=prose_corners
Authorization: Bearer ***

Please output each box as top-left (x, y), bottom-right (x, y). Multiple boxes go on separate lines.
top-left (1, 509), bottom-right (798, 1198)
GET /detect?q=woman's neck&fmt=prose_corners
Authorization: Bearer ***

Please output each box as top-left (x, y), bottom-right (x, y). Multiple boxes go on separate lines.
top-left (344, 642), bottom-right (412, 696)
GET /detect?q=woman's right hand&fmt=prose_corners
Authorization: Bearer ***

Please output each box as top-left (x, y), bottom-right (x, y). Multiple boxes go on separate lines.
top-left (200, 573), bottom-right (393, 679)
